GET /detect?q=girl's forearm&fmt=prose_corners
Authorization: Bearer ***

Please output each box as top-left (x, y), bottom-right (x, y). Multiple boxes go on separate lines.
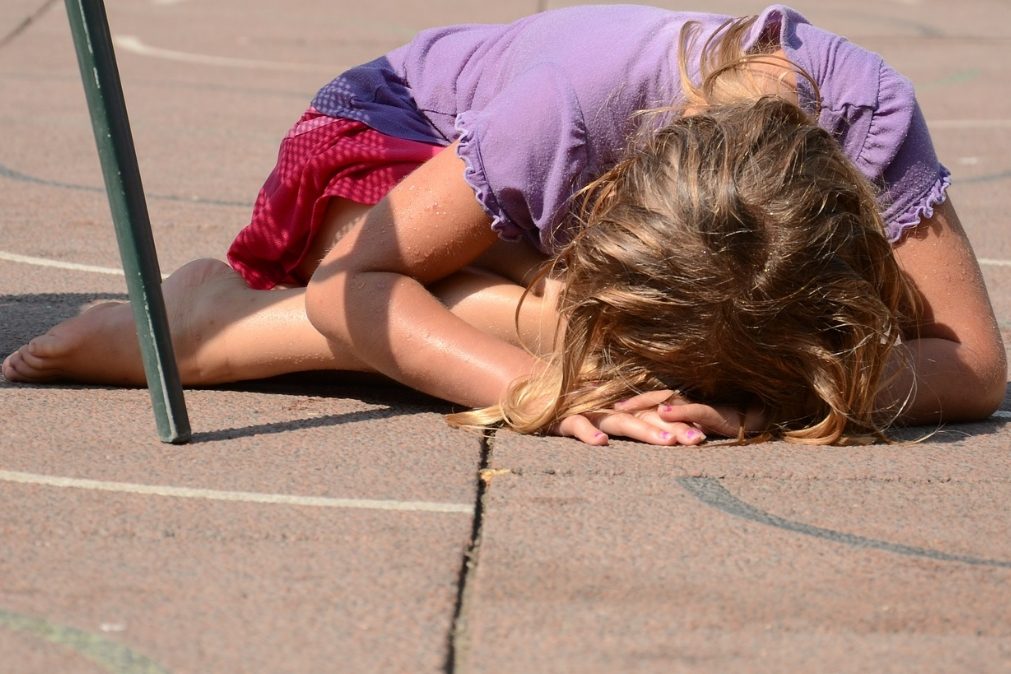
top-left (307, 269), bottom-right (538, 408)
top-left (880, 337), bottom-right (1006, 425)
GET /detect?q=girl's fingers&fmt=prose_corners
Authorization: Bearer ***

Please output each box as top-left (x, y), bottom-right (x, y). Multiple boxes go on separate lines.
top-left (612, 389), bottom-right (675, 412)
top-left (553, 409), bottom-right (709, 447)
top-left (558, 394), bottom-right (765, 444)
top-left (656, 402), bottom-right (745, 437)
top-left (594, 411), bottom-right (705, 446)
top-left (555, 414), bottom-right (609, 445)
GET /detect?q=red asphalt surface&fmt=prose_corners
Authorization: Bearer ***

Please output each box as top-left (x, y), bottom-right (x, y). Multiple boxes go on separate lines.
top-left (1, 1), bottom-right (1009, 672)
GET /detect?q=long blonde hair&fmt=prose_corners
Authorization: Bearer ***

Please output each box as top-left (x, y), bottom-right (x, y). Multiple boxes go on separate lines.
top-left (448, 16), bottom-right (917, 444)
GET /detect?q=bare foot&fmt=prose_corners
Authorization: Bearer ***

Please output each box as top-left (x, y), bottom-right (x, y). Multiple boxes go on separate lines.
top-left (2, 259), bottom-right (239, 386)
top-left (3, 300), bottom-right (145, 384)
top-left (2, 257), bottom-right (378, 387)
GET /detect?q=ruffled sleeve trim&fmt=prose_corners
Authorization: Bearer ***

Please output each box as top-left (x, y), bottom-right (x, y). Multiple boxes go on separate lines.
top-left (453, 112), bottom-right (526, 244)
top-left (885, 165), bottom-right (951, 243)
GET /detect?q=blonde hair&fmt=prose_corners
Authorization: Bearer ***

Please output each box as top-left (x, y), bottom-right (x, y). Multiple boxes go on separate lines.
top-left (448, 16), bottom-right (916, 444)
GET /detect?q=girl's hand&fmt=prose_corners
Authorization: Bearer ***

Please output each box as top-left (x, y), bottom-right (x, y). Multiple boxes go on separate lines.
top-left (552, 396), bottom-right (708, 446)
top-left (614, 389), bottom-right (769, 440)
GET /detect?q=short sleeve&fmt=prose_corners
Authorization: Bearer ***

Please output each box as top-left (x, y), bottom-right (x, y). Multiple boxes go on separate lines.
top-left (877, 99), bottom-right (951, 243)
top-left (852, 62), bottom-right (950, 243)
top-left (454, 64), bottom-right (590, 253)
top-left (785, 18), bottom-right (951, 244)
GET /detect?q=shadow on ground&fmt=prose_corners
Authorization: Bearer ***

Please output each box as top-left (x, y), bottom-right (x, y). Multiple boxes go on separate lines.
top-left (0, 292), bottom-right (456, 442)
top-left (2, 292), bottom-right (1006, 444)
top-left (0, 292), bottom-right (129, 356)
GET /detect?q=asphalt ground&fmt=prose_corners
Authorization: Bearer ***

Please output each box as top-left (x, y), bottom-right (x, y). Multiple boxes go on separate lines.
top-left (1, 0), bottom-right (1009, 672)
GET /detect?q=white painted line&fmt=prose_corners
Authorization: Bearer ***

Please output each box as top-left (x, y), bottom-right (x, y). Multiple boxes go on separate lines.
top-left (0, 469), bottom-right (474, 515)
top-left (0, 250), bottom-right (124, 275)
top-left (993, 410), bottom-right (1011, 420)
top-left (931, 119), bottom-right (1011, 130)
top-left (113, 35), bottom-right (335, 73)
top-left (979, 258), bottom-right (1011, 268)
top-left (0, 251), bottom-right (170, 279)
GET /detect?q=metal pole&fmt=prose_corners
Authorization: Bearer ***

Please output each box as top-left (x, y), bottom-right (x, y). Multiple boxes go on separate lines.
top-left (64, 0), bottom-right (191, 443)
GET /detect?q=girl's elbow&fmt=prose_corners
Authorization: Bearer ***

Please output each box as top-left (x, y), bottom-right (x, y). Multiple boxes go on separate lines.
top-left (978, 346), bottom-right (1008, 418)
top-left (961, 341), bottom-right (1008, 420)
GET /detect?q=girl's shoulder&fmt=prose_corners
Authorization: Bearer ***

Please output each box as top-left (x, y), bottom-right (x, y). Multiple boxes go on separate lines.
top-left (762, 5), bottom-right (949, 242)
top-left (379, 5), bottom-right (749, 251)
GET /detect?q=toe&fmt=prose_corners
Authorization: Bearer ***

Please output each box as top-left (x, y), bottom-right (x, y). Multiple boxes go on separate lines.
top-left (4, 341), bottom-right (61, 382)
top-left (2, 349), bottom-right (31, 382)
top-left (27, 332), bottom-right (78, 362)
top-left (20, 344), bottom-right (52, 372)
top-left (1, 352), bottom-right (15, 381)
top-left (27, 334), bottom-right (57, 357)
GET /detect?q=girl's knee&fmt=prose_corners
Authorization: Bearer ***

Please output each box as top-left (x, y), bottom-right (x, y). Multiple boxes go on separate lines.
top-left (169, 258), bottom-right (236, 287)
top-left (161, 258), bottom-right (245, 384)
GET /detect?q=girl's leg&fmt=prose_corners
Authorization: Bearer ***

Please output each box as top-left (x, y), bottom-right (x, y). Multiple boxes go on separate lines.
top-left (2, 197), bottom-right (558, 386)
top-left (1, 257), bottom-right (359, 386)
top-left (1, 260), bottom-right (554, 385)
top-left (429, 267), bottom-right (560, 357)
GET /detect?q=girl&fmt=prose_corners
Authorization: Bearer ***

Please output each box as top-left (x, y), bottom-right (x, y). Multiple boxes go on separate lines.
top-left (3, 5), bottom-right (1005, 445)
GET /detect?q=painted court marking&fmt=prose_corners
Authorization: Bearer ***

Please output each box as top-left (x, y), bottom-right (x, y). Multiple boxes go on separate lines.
top-left (0, 161), bottom-right (249, 208)
top-left (0, 250), bottom-right (130, 277)
top-left (932, 119), bottom-right (1011, 130)
top-left (113, 35), bottom-right (335, 73)
top-left (0, 470), bottom-right (474, 515)
top-left (677, 477), bottom-right (1011, 569)
top-left (0, 251), bottom-right (170, 280)
top-left (0, 609), bottom-right (170, 674)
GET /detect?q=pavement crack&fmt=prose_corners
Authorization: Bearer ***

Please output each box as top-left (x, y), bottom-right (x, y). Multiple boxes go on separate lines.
top-left (0, 0), bottom-right (58, 50)
top-left (443, 431), bottom-right (494, 674)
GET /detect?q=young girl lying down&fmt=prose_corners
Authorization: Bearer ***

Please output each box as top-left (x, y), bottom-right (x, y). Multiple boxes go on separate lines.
top-left (4, 5), bottom-right (1006, 445)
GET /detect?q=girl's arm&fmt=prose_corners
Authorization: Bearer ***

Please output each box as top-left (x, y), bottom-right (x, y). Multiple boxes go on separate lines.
top-left (304, 142), bottom-right (703, 445)
top-left (305, 142), bottom-right (537, 408)
top-left (881, 198), bottom-right (1007, 423)
top-left (650, 197), bottom-right (1007, 437)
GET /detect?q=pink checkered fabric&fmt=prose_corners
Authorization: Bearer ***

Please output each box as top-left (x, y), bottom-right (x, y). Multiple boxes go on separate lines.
top-left (227, 109), bottom-right (443, 289)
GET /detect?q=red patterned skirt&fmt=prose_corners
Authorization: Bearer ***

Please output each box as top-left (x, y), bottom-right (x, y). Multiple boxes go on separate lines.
top-left (227, 108), bottom-right (443, 289)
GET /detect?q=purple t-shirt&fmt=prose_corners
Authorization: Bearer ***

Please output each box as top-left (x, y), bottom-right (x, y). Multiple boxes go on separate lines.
top-left (312, 4), bottom-right (949, 251)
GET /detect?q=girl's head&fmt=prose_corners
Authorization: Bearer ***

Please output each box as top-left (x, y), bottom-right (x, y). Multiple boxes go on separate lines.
top-left (453, 17), bottom-right (917, 444)
top-left (537, 95), bottom-right (914, 443)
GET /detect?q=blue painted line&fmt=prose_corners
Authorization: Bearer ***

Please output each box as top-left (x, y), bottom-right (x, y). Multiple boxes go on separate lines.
top-left (0, 0), bottom-right (58, 49)
top-left (957, 170), bottom-right (1011, 185)
top-left (0, 608), bottom-right (171, 673)
top-left (0, 162), bottom-right (249, 208)
top-left (919, 68), bottom-right (981, 90)
top-left (676, 477), bottom-right (1011, 569)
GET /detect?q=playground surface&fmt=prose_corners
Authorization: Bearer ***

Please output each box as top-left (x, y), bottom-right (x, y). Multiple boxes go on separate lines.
top-left (1, 0), bottom-right (1009, 672)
